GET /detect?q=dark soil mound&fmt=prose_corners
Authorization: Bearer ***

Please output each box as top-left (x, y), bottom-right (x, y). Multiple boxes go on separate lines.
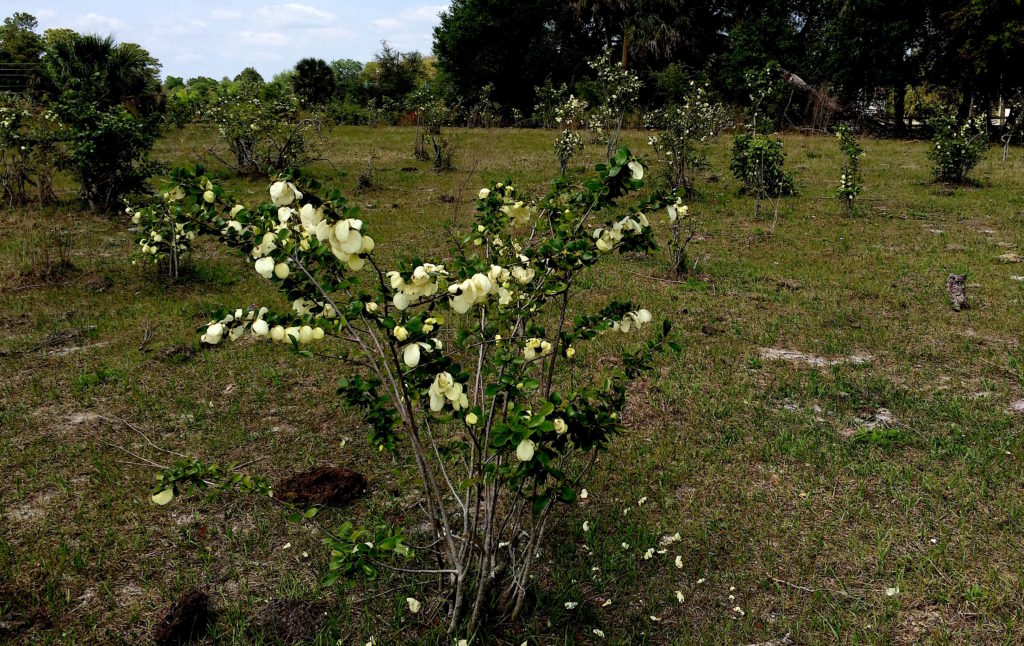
top-left (276, 466), bottom-right (367, 507)
top-left (153, 589), bottom-right (211, 645)
top-left (253, 599), bottom-right (329, 644)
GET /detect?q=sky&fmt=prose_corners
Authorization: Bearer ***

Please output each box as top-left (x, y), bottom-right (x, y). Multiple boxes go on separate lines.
top-left (7, 1), bottom-right (449, 80)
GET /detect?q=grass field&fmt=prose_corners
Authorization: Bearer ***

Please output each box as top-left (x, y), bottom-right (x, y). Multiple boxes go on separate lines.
top-left (2, 125), bottom-right (1024, 645)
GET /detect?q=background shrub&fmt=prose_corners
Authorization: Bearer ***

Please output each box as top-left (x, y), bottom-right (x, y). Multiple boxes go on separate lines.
top-left (927, 112), bottom-right (988, 184)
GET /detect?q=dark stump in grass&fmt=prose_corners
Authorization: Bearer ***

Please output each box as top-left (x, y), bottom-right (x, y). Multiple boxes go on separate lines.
top-left (276, 466), bottom-right (367, 507)
top-left (153, 589), bottom-right (211, 645)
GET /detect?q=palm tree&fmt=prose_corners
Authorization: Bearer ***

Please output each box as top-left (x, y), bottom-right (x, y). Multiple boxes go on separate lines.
top-left (39, 32), bottom-right (162, 209)
top-left (40, 32), bottom-right (160, 115)
top-left (572, 0), bottom-right (684, 68)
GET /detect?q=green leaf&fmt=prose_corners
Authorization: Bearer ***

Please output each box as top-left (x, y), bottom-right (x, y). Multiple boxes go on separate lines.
top-left (533, 494), bottom-right (551, 514)
top-left (152, 488), bottom-right (174, 505)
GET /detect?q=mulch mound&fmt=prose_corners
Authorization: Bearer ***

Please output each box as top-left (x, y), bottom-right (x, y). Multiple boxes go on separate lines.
top-left (152, 589), bottom-right (211, 645)
top-left (275, 466), bottom-right (367, 507)
top-left (252, 599), bottom-right (329, 644)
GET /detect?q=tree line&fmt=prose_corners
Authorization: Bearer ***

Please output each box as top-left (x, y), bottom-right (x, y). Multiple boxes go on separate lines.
top-left (432, 0), bottom-right (1024, 133)
top-left (3, 3), bottom-right (1023, 136)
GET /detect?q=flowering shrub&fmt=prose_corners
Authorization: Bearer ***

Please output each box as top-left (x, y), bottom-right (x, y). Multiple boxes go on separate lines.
top-left (206, 87), bottom-right (322, 177)
top-left (0, 99), bottom-right (65, 205)
top-left (410, 90), bottom-right (457, 171)
top-left (661, 196), bottom-right (694, 275)
top-left (553, 95), bottom-right (587, 175)
top-left (465, 82), bottom-right (502, 128)
top-left (585, 49), bottom-right (643, 160)
top-left (646, 82), bottom-right (728, 194)
top-left (744, 61), bottom-right (786, 134)
top-left (127, 165), bottom-right (223, 278)
top-left (154, 150), bottom-right (679, 633)
top-left (927, 112), bottom-right (988, 184)
top-left (835, 124), bottom-right (864, 211)
top-left (364, 97), bottom-right (397, 128)
top-left (532, 80), bottom-right (569, 128)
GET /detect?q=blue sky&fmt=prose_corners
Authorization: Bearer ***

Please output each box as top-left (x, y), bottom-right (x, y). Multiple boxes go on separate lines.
top-left (8, 1), bottom-right (449, 80)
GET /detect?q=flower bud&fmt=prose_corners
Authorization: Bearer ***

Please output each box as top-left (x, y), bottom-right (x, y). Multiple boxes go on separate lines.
top-left (516, 438), bottom-right (536, 462)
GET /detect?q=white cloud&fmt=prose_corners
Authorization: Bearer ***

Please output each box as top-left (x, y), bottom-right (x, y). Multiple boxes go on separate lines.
top-left (29, 1), bottom-right (448, 81)
top-left (255, 3), bottom-right (334, 26)
top-left (306, 26), bottom-right (358, 40)
top-left (151, 20), bottom-right (208, 37)
top-left (404, 4), bottom-right (448, 21)
top-left (235, 30), bottom-right (290, 47)
top-left (77, 12), bottom-right (126, 31)
top-left (372, 4), bottom-right (446, 30)
top-left (210, 9), bottom-right (243, 21)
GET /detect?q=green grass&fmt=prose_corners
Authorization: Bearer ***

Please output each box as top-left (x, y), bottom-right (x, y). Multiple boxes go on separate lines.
top-left (2, 125), bottom-right (1024, 644)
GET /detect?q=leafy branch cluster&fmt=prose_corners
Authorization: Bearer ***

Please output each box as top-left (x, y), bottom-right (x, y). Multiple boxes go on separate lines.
top-left (835, 123), bottom-right (864, 211)
top-left (205, 87), bottom-right (323, 177)
top-left (148, 149), bottom-right (681, 634)
top-left (645, 82), bottom-right (729, 195)
top-left (927, 111), bottom-right (988, 184)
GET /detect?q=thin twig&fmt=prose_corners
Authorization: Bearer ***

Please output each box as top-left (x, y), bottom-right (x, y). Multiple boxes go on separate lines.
top-left (99, 414), bottom-right (189, 460)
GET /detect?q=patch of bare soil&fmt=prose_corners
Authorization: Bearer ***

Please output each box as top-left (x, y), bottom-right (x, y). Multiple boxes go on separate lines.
top-left (894, 607), bottom-right (950, 644)
top-left (840, 407), bottom-right (895, 439)
top-left (7, 260), bottom-right (78, 291)
top-left (995, 252), bottom-right (1023, 263)
top-left (24, 407), bottom-right (103, 444)
top-left (5, 489), bottom-right (58, 523)
top-left (152, 589), bottom-right (211, 645)
top-left (621, 374), bottom-right (675, 434)
top-left (0, 328), bottom-right (88, 357)
top-left (275, 466), bottom-right (367, 507)
top-left (758, 347), bottom-right (873, 368)
top-left (83, 275), bottom-right (113, 292)
top-left (251, 599), bottom-right (329, 644)
top-left (155, 344), bottom-right (196, 364)
top-left (1009, 400), bottom-right (1024, 414)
